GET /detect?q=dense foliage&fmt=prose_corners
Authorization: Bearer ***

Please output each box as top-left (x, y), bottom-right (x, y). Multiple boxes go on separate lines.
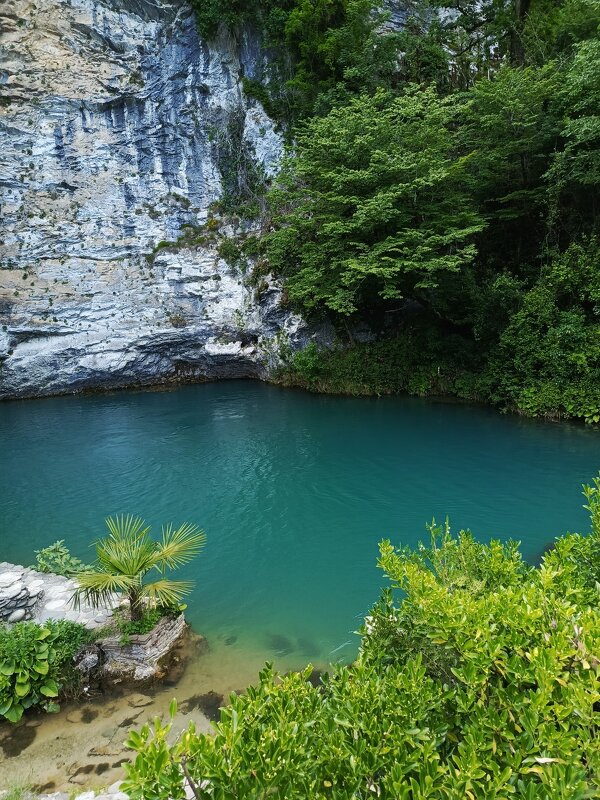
top-left (122, 477), bottom-right (600, 799)
top-left (191, 0), bottom-right (600, 421)
top-left (267, 88), bottom-right (483, 315)
top-left (0, 620), bottom-right (90, 722)
top-left (278, 238), bottom-right (600, 421)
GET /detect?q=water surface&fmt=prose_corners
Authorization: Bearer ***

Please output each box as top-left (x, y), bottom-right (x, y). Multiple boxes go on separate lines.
top-left (1, 381), bottom-right (599, 684)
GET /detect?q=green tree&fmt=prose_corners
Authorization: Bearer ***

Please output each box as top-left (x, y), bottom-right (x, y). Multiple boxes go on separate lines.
top-left (485, 240), bottom-right (600, 421)
top-left (283, 0), bottom-right (402, 116)
top-left (547, 35), bottom-right (600, 235)
top-left (522, 0), bottom-right (600, 64)
top-left (73, 515), bottom-right (206, 622)
top-left (267, 87), bottom-right (484, 317)
top-left (460, 63), bottom-right (560, 267)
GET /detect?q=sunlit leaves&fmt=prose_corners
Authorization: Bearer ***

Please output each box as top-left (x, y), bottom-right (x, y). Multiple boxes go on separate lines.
top-left (267, 87), bottom-right (484, 316)
top-left (122, 481), bottom-right (600, 799)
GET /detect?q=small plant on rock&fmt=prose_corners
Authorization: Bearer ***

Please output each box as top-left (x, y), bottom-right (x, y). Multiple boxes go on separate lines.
top-left (73, 515), bottom-right (205, 622)
top-left (31, 540), bottom-right (91, 576)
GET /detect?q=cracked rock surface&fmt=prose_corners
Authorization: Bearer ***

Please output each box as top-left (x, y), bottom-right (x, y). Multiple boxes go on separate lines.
top-left (0, 0), bottom-right (322, 398)
top-left (0, 562), bottom-right (116, 627)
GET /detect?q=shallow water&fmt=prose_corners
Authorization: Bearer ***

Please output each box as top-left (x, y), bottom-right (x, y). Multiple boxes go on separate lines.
top-left (0, 381), bottom-right (599, 788)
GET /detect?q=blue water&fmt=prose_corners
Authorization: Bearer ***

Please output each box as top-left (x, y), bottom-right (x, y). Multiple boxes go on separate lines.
top-left (0, 382), bottom-right (598, 677)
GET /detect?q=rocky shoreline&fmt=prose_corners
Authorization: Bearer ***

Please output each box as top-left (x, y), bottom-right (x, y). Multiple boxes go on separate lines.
top-left (0, 563), bottom-right (210, 795)
top-left (0, 563), bottom-right (115, 628)
top-left (0, 562), bottom-right (194, 684)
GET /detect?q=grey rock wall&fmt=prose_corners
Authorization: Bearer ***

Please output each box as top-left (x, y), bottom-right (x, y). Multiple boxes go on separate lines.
top-left (0, 0), bottom-right (319, 399)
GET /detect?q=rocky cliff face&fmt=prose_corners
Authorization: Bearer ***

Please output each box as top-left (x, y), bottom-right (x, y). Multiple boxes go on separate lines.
top-left (0, 0), bottom-right (319, 399)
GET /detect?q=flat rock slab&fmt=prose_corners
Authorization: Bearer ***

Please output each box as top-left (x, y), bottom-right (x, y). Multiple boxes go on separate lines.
top-left (0, 571), bottom-right (21, 588)
top-left (0, 563), bottom-right (120, 630)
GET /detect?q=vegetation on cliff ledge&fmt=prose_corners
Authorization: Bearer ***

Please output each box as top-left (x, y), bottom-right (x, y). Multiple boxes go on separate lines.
top-left (194, 0), bottom-right (600, 422)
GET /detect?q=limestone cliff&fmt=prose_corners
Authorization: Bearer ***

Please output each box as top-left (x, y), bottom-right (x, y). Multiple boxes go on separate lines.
top-left (0, 0), bottom-right (320, 398)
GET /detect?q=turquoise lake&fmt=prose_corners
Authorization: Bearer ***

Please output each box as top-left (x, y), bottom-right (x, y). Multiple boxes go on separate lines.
top-left (0, 381), bottom-right (599, 687)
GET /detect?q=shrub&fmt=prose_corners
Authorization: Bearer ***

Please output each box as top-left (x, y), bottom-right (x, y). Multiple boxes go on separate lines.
top-left (31, 540), bottom-right (91, 576)
top-left (113, 605), bottom-right (180, 645)
top-left (0, 620), bottom-right (90, 722)
top-left (484, 241), bottom-right (600, 422)
top-left (216, 238), bottom-right (243, 267)
top-left (278, 321), bottom-right (483, 399)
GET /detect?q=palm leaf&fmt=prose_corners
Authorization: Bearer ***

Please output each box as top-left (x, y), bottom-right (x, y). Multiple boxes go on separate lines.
top-left (155, 523), bottom-right (206, 571)
top-left (73, 515), bottom-right (204, 618)
top-left (106, 514), bottom-right (149, 541)
top-left (140, 579), bottom-right (195, 607)
top-left (72, 571), bottom-right (135, 610)
top-left (96, 535), bottom-right (155, 577)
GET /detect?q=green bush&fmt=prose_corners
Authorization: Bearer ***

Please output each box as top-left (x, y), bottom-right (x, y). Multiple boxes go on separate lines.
top-left (278, 321), bottom-right (483, 399)
top-left (484, 240), bottom-right (600, 422)
top-left (0, 620), bottom-right (90, 722)
top-left (216, 238), bottom-right (244, 267)
top-left (122, 480), bottom-right (600, 800)
top-left (31, 540), bottom-right (91, 576)
top-left (113, 605), bottom-right (181, 645)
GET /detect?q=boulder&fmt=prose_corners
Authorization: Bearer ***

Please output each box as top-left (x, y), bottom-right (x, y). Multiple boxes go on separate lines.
top-left (98, 614), bottom-right (189, 685)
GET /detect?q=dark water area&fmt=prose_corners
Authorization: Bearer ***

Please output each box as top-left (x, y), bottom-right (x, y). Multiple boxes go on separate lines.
top-left (1, 381), bottom-right (598, 677)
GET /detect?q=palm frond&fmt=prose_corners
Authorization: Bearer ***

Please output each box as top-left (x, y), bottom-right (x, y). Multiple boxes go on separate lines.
top-left (140, 579), bottom-right (195, 607)
top-left (105, 514), bottom-right (150, 542)
top-left (155, 523), bottom-right (206, 571)
top-left (96, 520), bottom-right (156, 576)
top-left (73, 515), bottom-right (203, 619)
top-left (71, 571), bottom-right (135, 610)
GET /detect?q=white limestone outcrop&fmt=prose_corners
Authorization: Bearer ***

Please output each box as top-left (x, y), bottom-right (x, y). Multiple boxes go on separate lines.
top-left (0, 0), bottom-right (321, 398)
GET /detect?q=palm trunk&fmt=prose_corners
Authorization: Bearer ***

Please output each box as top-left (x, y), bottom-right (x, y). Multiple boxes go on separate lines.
top-left (129, 588), bottom-right (143, 622)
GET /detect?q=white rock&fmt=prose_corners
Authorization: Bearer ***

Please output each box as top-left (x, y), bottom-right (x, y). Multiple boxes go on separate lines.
top-left (0, 572), bottom-right (20, 588)
top-left (7, 608), bottom-right (26, 622)
top-left (0, 582), bottom-right (26, 600)
top-left (47, 583), bottom-right (68, 594)
top-left (0, 0), bottom-right (327, 402)
top-left (45, 598), bottom-right (67, 610)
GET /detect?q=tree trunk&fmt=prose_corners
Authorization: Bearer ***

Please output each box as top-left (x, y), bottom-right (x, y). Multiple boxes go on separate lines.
top-left (128, 588), bottom-right (143, 622)
top-left (510, 0), bottom-right (531, 66)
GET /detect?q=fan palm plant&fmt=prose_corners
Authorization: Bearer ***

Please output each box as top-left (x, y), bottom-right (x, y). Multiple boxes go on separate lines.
top-left (73, 515), bottom-right (206, 622)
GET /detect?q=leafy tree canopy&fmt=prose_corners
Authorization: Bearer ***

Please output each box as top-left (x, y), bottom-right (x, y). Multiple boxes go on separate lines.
top-left (267, 88), bottom-right (484, 316)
